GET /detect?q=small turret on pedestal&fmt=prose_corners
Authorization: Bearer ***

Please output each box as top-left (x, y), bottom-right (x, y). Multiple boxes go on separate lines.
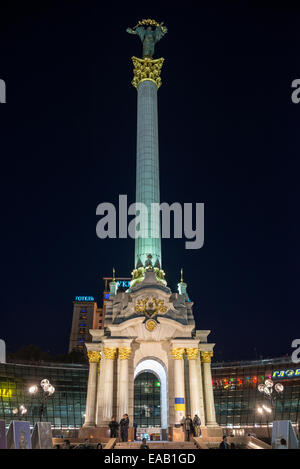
top-left (109, 267), bottom-right (118, 296)
top-left (177, 268), bottom-right (190, 301)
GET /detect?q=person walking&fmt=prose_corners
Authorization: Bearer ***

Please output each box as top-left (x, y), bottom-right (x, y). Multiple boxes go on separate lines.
top-left (120, 413), bottom-right (130, 442)
top-left (193, 414), bottom-right (201, 437)
top-left (184, 415), bottom-right (193, 442)
top-left (109, 417), bottom-right (119, 438)
top-left (219, 435), bottom-right (230, 449)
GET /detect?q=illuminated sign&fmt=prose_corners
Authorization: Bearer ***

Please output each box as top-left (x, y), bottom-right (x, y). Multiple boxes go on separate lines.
top-left (0, 389), bottom-right (13, 398)
top-left (272, 369), bottom-right (300, 379)
top-left (75, 296), bottom-right (95, 302)
top-left (117, 281), bottom-right (130, 288)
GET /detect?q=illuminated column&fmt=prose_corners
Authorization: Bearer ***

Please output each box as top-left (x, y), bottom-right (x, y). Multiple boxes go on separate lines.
top-left (131, 57), bottom-right (164, 268)
top-left (186, 348), bottom-right (202, 418)
top-left (171, 347), bottom-right (186, 424)
top-left (201, 351), bottom-right (217, 427)
top-left (83, 351), bottom-right (101, 427)
top-left (102, 347), bottom-right (117, 421)
top-left (118, 347), bottom-right (131, 420)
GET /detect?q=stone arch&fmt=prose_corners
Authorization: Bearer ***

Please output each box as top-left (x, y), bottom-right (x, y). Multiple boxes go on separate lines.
top-left (134, 357), bottom-right (168, 429)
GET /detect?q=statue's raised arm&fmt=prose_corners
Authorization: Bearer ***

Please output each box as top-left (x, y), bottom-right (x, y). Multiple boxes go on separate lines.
top-left (154, 23), bottom-right (168, 43)
top-left (126, 27), bottom-right (136, 35)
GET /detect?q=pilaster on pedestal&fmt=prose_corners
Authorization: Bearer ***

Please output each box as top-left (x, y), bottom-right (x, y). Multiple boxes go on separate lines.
top-left (117, 346), bottom-right (132, 421)
top-left (83, 346), bottom-right (101, 427)
top-left (200, 348), bottom-right (218, 428)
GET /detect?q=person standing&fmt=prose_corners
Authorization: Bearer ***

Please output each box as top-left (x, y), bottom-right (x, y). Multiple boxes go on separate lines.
top-left (62, 439), bottom-right (72, 449)
top-left (184, 415), bottom-right (193, 442)
top-left (108, 417), bottom-right (119, 438)
top-left (193, 414), bottom-right (201, 437)
top-left (120, 413), bottom-right (129, 442)
top-left (219, 435), bottom-right (230, 449)
top-left (139, 438), bottom-right (149, 449)
top-left (133, 421), bottom-right (137, 440)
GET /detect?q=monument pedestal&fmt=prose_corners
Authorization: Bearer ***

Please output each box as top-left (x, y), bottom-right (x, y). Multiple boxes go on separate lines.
top-left (169, 426), bottom-right (185, 442)
top-left (78, 426), bottom-right (134, 443)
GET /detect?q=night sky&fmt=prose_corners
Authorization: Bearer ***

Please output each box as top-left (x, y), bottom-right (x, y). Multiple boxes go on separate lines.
top-left (0, 3), bottom-right (299, 361)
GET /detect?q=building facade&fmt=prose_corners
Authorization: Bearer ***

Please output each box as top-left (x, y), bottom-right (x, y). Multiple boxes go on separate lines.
top-left (0, 361), bottom-right (87, 429)
top-left (68, 297), bottom-right (103, 353)
top-left (0, 357), bottom-right (299, 434)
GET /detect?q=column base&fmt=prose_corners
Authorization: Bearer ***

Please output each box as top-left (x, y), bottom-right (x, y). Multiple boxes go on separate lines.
top-left (201, 426), bottom-right (223, 438)
top-left (78, 426), bottom-right (110, 442)
top-left (169, 426), bottom-right (185, 442)
top-left (82, 422), bottom-right (96, 428)
top-left (78, 426), bottom-right (135, 443)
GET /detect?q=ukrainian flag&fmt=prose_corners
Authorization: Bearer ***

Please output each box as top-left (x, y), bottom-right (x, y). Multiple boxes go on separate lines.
top-left (174, 397), bottom-right (185, 411)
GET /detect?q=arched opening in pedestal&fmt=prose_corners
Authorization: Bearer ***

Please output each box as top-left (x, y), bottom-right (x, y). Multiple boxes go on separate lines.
top-left (134, 372), bottom-right (161, 427)
top-left (134, 358), bottom-right (168, 432)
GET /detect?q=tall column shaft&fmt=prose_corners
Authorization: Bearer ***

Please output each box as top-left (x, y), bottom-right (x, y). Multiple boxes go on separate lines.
top-left (171, 348), bottom-right (186, 424)
top-left (186, 348), bottom-right (202, 419)
top-left (102, 348), bottom-right (117, 422)
top-left (201, 352), bottom-right (217, 427)
top-left (84, 351), bottom-right (100, 427)
top-left (117, 347), bottom-right (131, 420)
top-left (135, 79), bottom-right (161, 268)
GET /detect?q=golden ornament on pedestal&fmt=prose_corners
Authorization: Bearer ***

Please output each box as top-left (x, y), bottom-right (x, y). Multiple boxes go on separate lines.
top-left (186, 348), bottom-right (199, 360)
top-left (103, 347), bottom-right (117, 360)
top-left (145, 319), bottom-right (157, 332)
top-left (170, 348), bottom-right (185, 360)
top-left (119, 347), bottom-right (132, 360)
top-left (200, 351), bottom-right (213, 363)
top-left (87, 351), bottom-right (101, 363)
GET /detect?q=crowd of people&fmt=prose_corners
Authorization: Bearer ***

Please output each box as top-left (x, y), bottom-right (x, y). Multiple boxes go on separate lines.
top-left (180, 414), bottom-right (202, 440)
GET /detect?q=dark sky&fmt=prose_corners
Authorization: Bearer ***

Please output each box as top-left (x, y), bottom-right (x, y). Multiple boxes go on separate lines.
top-left (0, 2), bottom-right (299, 361)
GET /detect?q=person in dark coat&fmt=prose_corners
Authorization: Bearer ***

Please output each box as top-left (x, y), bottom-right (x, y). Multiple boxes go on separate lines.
top-left (184, 415), bottom-right (193, 442)
top-left (193, 415), bottom-right (201, 437)
top-left (120, 414), bottom-right (129, 442)
top-left (219, 435), bottom-right (230, 449)
top-left (133, 421), bottom-right (137, 440)
top-left (108, 417), bottom-right (119, 438)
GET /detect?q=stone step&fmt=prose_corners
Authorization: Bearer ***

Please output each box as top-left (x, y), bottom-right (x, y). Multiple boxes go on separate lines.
top-left (114, 442), bottom-right (197, 450)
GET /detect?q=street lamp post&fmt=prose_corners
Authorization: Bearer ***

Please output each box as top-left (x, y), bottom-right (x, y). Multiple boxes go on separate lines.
top-left (28, 379), bottom-right (55, 423)
top-left (12, 404), bottom-right (28, 420)
top-left (257, 379), bottom-right (284, 441)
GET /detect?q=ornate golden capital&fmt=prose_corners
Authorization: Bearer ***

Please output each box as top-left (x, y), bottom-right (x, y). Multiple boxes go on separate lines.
top-left (200, 351), bottom-right (213, 363)
top-left (103, 347), bottom-right (117, 360)
top-left (186, 348), bottom-right (199, 360)
top-left (170, 347), bottom-right (185, 360)
top-left (87, 351), bottom-right (101, 363)
top-left (119, 347), bottom-right (132, 360)
top-left (131, 56), bottom-right (164, 89)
